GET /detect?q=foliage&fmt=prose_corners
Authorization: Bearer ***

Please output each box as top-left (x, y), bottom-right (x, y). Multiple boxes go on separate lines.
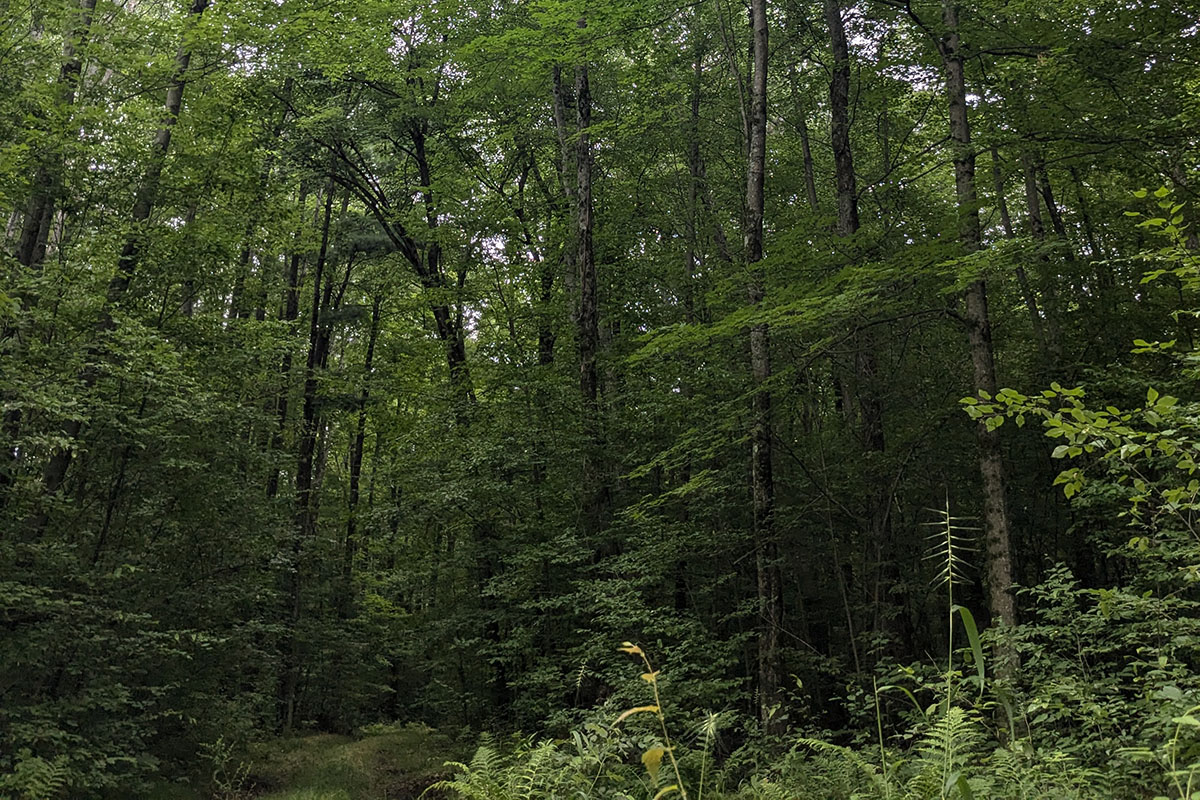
top-left (2, 0), bottom-right (1199, 794)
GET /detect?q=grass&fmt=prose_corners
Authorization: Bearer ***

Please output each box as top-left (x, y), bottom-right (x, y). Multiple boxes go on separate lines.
top-left (152, 723), bottom-right (461, 800)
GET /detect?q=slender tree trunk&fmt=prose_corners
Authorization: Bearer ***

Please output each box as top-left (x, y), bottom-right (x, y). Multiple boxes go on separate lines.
top-left (1021, 150), bottom-right (1046, 241)
top-left (941, 1), bottom-right (1017, 657)
top-left (1068, 166), bottom-right (1103, 259)
top-left (409, 123), bottom-right (474, 409)
top-left (990, 145), bottom-right (1051, 359)
top-left (827, 0), bottom-right (892, 646)
top-left (1021, 150), bottom-right (1063, 364)
top-left (552, 65), bottom-right (580, 310)
top-left (990, 145), bottom-right (1015, 238)
top-left (267, 182), bottom-right (309, 499)
top-left (341, 294), bottom-right (381, 619)
top-left (827, 0), bottom-right (859, 237)
top-left (512, 160), bottom-right (556, 365)
top-left (746, 0), bottom-right (781, 732)
top-left (686, 28), bottom-right (705, 305)
top-left (15, 0), bottom-right (97, 274)
top-left (281, 177), bottom-right (336, 731)
top-left (785, 50), bottom-right (819, 212)
top-left (1037, 162), bottom-right (1072, 254)
top-left (575, 33), bottom-right (606, 541)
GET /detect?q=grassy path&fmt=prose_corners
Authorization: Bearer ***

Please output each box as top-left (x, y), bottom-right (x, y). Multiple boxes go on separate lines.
top-left (152, 725), bottom-right (460, 800)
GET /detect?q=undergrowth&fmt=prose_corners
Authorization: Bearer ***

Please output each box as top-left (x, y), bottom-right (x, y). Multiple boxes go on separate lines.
top-left (429, 498), bottom-right (1198, 799)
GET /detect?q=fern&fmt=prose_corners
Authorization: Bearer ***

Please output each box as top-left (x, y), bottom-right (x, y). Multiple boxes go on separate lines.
top-left (426, 745), bottom-right (508, 800)
top-left (512, 740), bottom-right (557, 800)
top-left (795, 737), bottom-right (891, 797)
top-left (0, 749), bottom-right (71, 800)
top-left (903, 707), bottom-right (983, 800)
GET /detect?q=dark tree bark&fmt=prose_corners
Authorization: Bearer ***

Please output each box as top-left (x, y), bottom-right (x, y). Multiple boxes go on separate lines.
top-left (1021, 150), bottom-right (1046, 241)
top-left (552, 65), bottom-right (580, 309)
top-left (990, 145), bottom-right (1015, 239)
top-left (267, 181), bottom-right (309, 500)
top-left (826, 0), bottom-right (892, 645)
top-left (1021, 149), bottom-right (1063, 364)
top-left (827, 0), bottom-right (859, 237)
top-left (1069, 166), bottom-right (1103, 259)
top-left (746, 0), bottom-right (782, 733)
top-left (575, 32), bottom-right (607, 541)
top-left (991, 146), bottom-right (1051, 360)
top-left (340, 293), bottom-right (382, 619)
top-left (304, 78), bottom-right (472, 407)
top-left (281, 178), bottom-right (338, 731)
top-left (1037, 162), bottom-right (1072, 253)
top-left (15, 0), bottom-right (97, 274)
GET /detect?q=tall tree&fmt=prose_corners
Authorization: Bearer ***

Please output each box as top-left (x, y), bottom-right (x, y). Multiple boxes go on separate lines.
top-left (745, 0), bottom-right (781, 731)
top-left (939, 0), bottom-right (1017, 642)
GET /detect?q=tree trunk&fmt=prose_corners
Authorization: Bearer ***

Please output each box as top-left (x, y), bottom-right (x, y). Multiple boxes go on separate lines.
top-left (990, 145), bottom-right (1015, 239)
top-left (746, 0), bottom-right (781, 733)
top-left (990, 145), bottom-right (1051, 360)
top-left (941, 1), bottom-right (1017, 654)
top-left (281, 177), bottom-right (337, 731)
top-left (341, 294), bottom-right (382, 618)
top-left (1069, 166), bottom-right (1103, 259)
top-left (575, 34), bottom-right (606, 541)
top-left (1, 0), bottom-right (101, 501)
top-left (552, 65), bottom-right (580, 311)
top-left (15, 0), bottom-right (97, 274)
top-left (1021, 149), bottom-right (1063, 364)
top-left (827, 0), bottom-right (892, 647)
top-left (267, 181), bottom-right (309, 500)
top-left (827, 0), bottom-right (859, 237)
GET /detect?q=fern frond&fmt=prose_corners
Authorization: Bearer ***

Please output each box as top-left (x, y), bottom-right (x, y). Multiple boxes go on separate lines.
top-left (796, 737), bottom-right (891, 796)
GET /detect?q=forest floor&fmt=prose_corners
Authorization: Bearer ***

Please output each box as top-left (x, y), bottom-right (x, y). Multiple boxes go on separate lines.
top-left (151, 725), bottom-right (460, 800)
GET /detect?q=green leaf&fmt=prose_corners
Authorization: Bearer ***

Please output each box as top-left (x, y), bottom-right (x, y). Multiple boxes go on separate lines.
top-left (954, 605), bottom-right (986, 694)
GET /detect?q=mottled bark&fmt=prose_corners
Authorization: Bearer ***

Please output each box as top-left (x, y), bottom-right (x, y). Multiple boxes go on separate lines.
top-left (575, 36), bottom-right (606, 540)
top-left (941, 1), bottom-right (1017, 649)
top-left (826, 0), bottom-right (859, 236)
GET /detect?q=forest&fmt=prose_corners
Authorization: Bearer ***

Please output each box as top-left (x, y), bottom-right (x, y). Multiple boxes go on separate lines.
top-left (2, 0), bottom-right (1199, 796)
